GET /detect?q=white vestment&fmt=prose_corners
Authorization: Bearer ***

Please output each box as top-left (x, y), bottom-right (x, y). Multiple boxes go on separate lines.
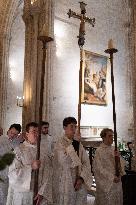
top-left (52, 136), bottom-right (93, 205)
top-left (93, 143), bottom-right (124, 205)
top-left (0, 135), bottom-right (14, 205)
top-left (39, 134), bottom-right (55, 205)
top-left (6, 140), bottom-right (52, 205)
top-left (7, 135), bottom-right (52, 205)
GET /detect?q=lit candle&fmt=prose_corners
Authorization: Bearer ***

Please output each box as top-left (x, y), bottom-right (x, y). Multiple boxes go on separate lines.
top-left (16, 96), bottom-right (19, 106)
top-left (31, 0), bottom-right (37, 5)
top-left (108, 39), bottom-right (114, 49)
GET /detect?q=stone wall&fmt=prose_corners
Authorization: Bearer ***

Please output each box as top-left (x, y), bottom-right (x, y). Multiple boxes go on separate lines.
top-left (0, 0), bottom-right (134, 142)
top-left (51, 0), bottom-right (133, 140)
top-left (6, 1), bottom-right (24, 130)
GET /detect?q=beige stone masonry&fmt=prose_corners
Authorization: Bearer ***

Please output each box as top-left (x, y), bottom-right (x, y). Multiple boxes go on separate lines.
top-left (22, 0), bottom-right (54, 127)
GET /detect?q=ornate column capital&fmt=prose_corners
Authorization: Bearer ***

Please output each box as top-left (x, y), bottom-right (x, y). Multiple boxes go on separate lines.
top-left (23, 0), bottom-right (41, 24)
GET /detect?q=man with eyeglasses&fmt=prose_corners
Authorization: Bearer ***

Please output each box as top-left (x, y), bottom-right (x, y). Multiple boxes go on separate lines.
top-left (6, 122), bottom-right (44, 205)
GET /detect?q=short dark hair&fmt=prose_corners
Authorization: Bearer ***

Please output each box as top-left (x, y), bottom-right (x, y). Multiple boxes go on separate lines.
top-left (41, 121), bottom-right (49, 127)
top-left (9, 124), bottom-right (21, 133)
top-left (127, 142), bottom-right (132, 146)
top-left (63, 117), bottom-right (77, 127)
top-left (100, 128), bottom-right (113, 138)
top-left (25, 122), bottom-right (38, 132)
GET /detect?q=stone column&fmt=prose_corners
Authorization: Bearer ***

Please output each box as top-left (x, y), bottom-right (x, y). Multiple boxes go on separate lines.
top-left (22, 0), bottom-right (54, 127)
top-left (131, 0), bottom-right (136, 153)
top-left (39, 0), bottom-right (55, 123)
top-left (0, 33), bottom-right (10, 130)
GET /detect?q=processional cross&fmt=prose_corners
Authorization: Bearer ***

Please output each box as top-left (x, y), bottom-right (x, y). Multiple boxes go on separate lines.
top-left (67, 2), bottom-right (95, 133)
top-left (68, 2), bottom-right (120, 178)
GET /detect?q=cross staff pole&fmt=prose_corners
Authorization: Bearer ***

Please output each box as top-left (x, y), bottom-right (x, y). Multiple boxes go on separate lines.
top-left (78, 48), bottom-right (83, 133)
top-left (105, 45), bottom-right (120, 177)
top-left (33, 32), bottom-right (53, 205)
top-left (67, 1), bottom-right (95, 133)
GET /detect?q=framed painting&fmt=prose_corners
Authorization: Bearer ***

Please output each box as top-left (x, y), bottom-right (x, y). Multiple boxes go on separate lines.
top-left (81, 50), bottom-right (108, 105)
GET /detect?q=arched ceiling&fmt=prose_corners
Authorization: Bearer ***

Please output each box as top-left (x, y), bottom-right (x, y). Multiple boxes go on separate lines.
top-left (0, 0), bottom-right (23, 36)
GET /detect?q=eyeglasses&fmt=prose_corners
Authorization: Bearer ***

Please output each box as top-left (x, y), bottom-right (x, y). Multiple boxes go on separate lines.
top-left (28, 130), bottom-right (39, 134)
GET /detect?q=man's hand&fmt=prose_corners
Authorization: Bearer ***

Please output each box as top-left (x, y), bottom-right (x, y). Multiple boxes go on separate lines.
top-left (113, 176), bottom-right (120, 183)
top-left (34, 194), bottom-right (43, 205)
top-left (31, 160), bottom-right (41, 170)
top-left (74, 130), bottom-right (81, 142)
top-left (74, 177), bottom-right (84, 191)
top-left (114, 150), bottom-right (120, 157)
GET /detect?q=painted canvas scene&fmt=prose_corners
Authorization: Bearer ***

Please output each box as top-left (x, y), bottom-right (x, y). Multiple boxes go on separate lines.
top-left (82, 50), bottom-right (108, 105)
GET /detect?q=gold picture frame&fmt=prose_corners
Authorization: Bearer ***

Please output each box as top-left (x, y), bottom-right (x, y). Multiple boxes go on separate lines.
top-left (81, 50), bottom-right (108, 105)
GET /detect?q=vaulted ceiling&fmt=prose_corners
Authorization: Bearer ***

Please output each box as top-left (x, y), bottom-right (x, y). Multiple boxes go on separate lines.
top-left (0, 0), bottom-right (23, 37)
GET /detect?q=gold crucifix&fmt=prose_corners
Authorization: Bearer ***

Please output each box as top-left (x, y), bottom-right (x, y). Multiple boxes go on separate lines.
top-left (67, 1), bottom-right (95, 47)
top-left (67, 2), bottom-right (95, 134)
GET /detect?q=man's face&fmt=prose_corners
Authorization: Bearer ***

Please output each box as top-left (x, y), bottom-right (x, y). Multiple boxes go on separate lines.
top-left (128, 143), bottom-right (133, 150)
top-left (64, 123), bottom-right (77, 140)
top-left (41, 125), bottom-right (49, 135)
top-left (103, 131), bottom-right (113, 146)
top-left (26, 126), bottom-right (39, 144)
top-left (8, 128), bottom-right (19, 139)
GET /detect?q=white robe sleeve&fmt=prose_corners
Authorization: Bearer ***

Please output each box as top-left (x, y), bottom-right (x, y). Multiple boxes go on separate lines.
top-left (79, 144), bottom-right (93, 190)
top-left (8, 147), bottom-right (32, 191)
top-left (66, 144), bottom-right (81, 168)
top-left (38, 157), bottom-right (53, 204)
top-left (93, 149), bottom-right (114, 193)
top-left (52, 142), bottom-right (76, 205)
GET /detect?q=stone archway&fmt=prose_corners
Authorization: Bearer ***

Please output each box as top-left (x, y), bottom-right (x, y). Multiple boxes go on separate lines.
top-left (0, 0), bottom-right (55, 131)
top-left (0, 0), bottom-right (23, 131)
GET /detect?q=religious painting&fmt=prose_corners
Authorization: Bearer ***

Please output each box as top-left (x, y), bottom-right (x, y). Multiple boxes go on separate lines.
top-left (81, 50), bottom-right (108, 105)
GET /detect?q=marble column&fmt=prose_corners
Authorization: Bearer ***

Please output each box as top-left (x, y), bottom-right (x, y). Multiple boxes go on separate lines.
top-left (0, 33), bottom-right (10, 130)
top-left (22, 0), bottom-right (54, 128)
top-left (131, 0), bottom-right (136, 153)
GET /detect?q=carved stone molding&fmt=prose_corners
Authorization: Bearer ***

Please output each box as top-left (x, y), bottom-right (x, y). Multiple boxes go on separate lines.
top-left (22, 0), bottom-right (54, 127)
top-left (0, 0), bottom-right (20, 130)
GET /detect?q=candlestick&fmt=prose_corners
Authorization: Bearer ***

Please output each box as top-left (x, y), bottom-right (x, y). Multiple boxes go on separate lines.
top-left (104, 44), bottom-right (119, 177)
top-left (39, 24), bottom-right (53, 38)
